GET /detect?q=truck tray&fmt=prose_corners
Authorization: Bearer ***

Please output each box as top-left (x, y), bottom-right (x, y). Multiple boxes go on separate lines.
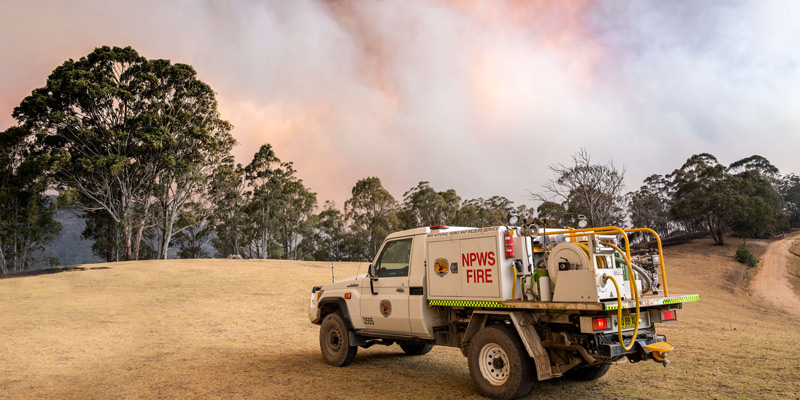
top-left (428, 294), bottom-right (700, 311)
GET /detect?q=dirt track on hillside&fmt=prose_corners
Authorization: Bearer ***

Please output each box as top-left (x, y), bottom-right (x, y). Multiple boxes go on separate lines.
top-left (750, 231), bottom-right (800, 317)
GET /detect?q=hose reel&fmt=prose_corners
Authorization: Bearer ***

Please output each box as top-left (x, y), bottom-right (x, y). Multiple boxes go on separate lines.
top-left (546, 242), bottom-right (590, 285)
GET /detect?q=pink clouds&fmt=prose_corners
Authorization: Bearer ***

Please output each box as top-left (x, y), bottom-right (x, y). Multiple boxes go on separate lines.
top-left (1, 1), bottom-right (799, 209)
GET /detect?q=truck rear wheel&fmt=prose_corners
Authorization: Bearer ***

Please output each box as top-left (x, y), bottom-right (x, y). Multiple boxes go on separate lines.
top-left (563, 363), bottom-right (611, 381)
top-left (319, 313), bottom-right (357, 367)
top-left (468, 324), bottom-right (535, 400)
top-left (399, 343), bottom-right (434, 355)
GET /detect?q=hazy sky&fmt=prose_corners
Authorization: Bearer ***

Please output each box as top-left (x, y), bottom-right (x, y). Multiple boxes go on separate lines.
top-left (1, 1), bottom-right (799, 208)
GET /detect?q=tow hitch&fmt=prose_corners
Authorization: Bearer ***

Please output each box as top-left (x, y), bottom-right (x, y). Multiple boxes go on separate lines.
top-left (644, 341), bottom-right (674, 367)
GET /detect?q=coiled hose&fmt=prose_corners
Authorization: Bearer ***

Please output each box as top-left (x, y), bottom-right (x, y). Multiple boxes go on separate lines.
top-left (599, 240), bottom-right (641, 351)
top-left (603, 273), bottom-right (640, 351)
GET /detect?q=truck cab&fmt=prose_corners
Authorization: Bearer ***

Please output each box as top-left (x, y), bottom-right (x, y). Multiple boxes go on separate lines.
top-left (309, 227), bottom-right (448, 337)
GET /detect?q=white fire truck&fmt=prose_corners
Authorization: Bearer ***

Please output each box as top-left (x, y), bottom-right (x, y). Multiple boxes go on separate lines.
top-left (308, 220), bottom-right (699, 399)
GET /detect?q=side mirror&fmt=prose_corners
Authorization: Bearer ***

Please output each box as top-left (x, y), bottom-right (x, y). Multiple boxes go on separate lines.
top-left (368, 263), bottom-right (378, 295)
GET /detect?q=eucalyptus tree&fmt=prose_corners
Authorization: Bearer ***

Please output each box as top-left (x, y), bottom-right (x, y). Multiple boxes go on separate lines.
top-left (627, 174), bottom-right (674, 239)
top-left (344, 177), bottom-right (400, 259)
top-left (0, 127), bottom-right (61, 272)
top-left (274, 178), bottom-right (317, 260)
top-left (209, 160), bottom-right (249, 258)
top-left (534, 201), bottom-right (569, 228)
top-left (668, 153), bottom-right (784, 244)
top-left (244, 144), bottom-right (296, 259)
top-left (12, 46), bottom-right (233, 260)
top-left (668, 154), bottom-right (732, 244)
top-left (141, 59), bottom-right (235, 259)
top-left (301, 201), bottom-right (347, 261)
top-left (781, 174), bottom-right (800, 227)
top-left (729, 155), bottom-right (780, 183)
top-left (400, 181), bottom-right (461, 228)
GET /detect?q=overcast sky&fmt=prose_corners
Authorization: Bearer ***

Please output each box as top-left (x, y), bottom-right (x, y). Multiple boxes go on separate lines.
top-left (1, 1), bottom-right (798, 208)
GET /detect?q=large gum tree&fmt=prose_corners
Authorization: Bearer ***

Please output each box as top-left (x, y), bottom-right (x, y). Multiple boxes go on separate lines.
top-left (13, 46), bottom-right (233, 260)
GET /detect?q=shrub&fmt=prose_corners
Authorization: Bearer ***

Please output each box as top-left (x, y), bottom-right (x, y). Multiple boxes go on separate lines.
top-left (736, 246), bottom-right (758, 268)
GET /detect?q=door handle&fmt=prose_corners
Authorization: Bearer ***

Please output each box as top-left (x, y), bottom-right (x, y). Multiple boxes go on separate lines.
top-left (396, 288), bottom-right (405, 293)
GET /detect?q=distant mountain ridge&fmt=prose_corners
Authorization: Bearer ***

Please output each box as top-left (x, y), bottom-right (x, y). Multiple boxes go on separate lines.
top-left (33, 211), bottom-right (103, 269)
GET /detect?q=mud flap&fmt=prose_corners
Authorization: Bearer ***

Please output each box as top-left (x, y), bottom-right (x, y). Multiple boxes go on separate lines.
top-left (509, 312), bottom-right (553, 381)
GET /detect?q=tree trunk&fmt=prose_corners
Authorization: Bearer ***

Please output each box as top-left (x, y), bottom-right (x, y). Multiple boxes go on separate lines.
top-left (12, 235), bottom-right (19, 272)
top-left (160, 216), bottom-right (175, 260)
top-left (0, 236), bottom-right (8, 274)
top-left (123, 226), bottom-right (133, 261)
top-left (132, 222), bottom-right (145, 260)
top-left (20, 238), bottom-right (29, 271)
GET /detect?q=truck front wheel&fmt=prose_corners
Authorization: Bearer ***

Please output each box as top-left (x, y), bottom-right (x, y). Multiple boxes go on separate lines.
top-left (319, 313), bottom-right (358, 367)
top-left (468, 324), bottom-right (535, 400)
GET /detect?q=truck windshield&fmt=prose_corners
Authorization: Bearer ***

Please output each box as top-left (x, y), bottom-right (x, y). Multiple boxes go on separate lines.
top-left (375, 238), bottom-right (412, 277)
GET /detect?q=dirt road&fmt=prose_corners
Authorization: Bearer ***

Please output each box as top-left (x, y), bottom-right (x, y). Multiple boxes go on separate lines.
top-left (750, 231), bottom-right (800, 317)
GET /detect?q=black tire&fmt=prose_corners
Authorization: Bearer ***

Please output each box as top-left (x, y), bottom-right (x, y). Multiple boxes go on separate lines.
top-left (468, 324), bottom-right (535, 400)
top-left (319, 313), bottom-right (358, 367)
top-left (399, 343), bottom-right (434, 355)
top-left (563, 363), bottom-right (611, 381)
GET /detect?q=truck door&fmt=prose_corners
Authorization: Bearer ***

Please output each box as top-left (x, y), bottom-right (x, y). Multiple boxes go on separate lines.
top-left (360, 237), bottom-right (413, 333)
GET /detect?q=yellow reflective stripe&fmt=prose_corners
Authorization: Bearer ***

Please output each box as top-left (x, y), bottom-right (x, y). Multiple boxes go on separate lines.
top-left (662, 295), bottom-right (700, 304)
top-left (429, 300), bottom-right (516, 308)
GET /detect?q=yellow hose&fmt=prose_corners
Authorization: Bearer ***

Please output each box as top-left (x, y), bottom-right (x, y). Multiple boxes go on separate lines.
top-left (604, 273), bottom-right (640, 351)
top-left (512, 268), bottom-right (517, 300)
top-left (623, 228), bottom-right (669, 296)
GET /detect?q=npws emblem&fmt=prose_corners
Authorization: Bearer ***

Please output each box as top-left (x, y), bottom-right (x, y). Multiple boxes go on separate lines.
top-left (435, 258), bottom-right (449, 277)
top-left (380, 300), bottom-right (392, 317)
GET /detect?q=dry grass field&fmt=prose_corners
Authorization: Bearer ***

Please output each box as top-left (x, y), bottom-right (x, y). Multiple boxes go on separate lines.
top-left (1, 235), bottom-right (799, 399)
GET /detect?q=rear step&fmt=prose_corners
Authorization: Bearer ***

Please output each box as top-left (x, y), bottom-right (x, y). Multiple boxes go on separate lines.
top-left (644, 341), bottom-right (673, 366)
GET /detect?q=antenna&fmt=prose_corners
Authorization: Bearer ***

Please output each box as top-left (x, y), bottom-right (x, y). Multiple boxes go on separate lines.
top-left (331, 262), bottom-right (335, 283)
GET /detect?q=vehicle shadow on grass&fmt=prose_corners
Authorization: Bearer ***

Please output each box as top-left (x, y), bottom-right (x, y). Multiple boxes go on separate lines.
top-left (41, 347), bottom-right (613, 399)
top-left (245, 348), bottom-right (613, 399)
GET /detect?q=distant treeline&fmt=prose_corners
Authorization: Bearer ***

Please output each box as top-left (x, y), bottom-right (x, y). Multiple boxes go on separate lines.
top-left (1, 46), bottom-right (798, 272)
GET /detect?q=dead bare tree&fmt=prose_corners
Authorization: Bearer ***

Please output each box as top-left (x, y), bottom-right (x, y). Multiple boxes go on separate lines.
top-left (532, 149), bottom-right (626, 227)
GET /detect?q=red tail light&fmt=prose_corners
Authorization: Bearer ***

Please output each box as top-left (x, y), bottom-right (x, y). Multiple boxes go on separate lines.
top-left (662, 310), bottom-right (676, 321)
top-left (504, 231), bottom-right (514, 258)
top-left (592, 317), bottom-right (609, 331)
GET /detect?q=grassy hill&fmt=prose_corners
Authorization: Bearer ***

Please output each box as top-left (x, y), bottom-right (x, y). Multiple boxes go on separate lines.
top-left (1, 237), bottom-right (798, 399)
